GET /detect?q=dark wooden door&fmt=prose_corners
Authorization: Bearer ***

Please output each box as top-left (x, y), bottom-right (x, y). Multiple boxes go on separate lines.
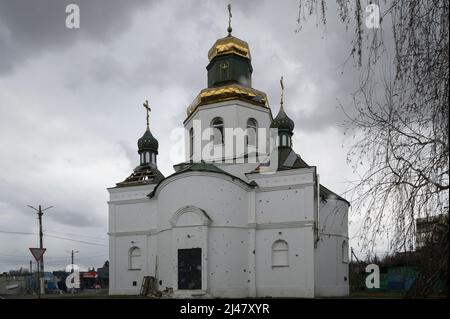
top-left (178, 248), bottom-right (201, 290)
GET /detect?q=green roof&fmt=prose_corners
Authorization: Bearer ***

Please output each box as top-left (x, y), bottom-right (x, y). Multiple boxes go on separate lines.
top-left (270, 107), bottom-right (294, 132)
top-left (148, 161), bottom-right (257, 198)
top-left (251, 148), bottom-right (309, 173)
top-left (277, 147), bottom-right (309, 170)
top-left (319, 184), bottom-right (350, 205)
top-left (137, 128), bottom-right (158, 152)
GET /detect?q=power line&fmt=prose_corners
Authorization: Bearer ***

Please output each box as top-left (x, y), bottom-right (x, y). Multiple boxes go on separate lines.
top-left (0, 230), bottom-right (35, 235)
top-left (44, 234), bottom-right (108, 247)
top-left (45, 230), bottom-right (107, 241)
top-left (0, 230), bottom-right (108, 247)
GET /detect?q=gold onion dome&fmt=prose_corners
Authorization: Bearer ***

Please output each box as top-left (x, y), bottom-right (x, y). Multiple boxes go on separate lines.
top-left (207, 35), bottom-right (251, 61)
top-left (187, 84), bottom-right (268, 115)
top-left (186, 4), bottom-right (268, 118)
top-left (207, 3), bottom-right (250, 62)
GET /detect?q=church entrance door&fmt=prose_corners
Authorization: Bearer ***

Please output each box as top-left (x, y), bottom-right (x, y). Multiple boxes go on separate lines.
top-left (177, 248), bottom-right (201, 290)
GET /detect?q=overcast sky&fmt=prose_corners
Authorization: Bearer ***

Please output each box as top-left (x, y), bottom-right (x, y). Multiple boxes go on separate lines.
top-left (0, 0), bottom-right (381, 272)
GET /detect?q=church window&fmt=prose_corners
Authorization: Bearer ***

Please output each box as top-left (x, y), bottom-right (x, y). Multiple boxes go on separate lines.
top-left (211, 117), bottom-right (224, 145)
top-left (272, 240), bottom-right (289, 267)
top-left (342, 240), bottom-right (349, 263)
top-left (189, 127), bottom-right (194, 158)
top-left (129, 247), bottom-right (141, 270)
top-left (246, 118), bottom-right (258, 147)
top-left (281, 135), bottom-right (287, 146)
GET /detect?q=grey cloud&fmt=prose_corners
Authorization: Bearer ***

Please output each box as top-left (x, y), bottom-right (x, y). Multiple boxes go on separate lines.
top-left (117, 140), bottom-right (137, 165)
top-left (0, 0), bottom-right (152, 76)
top-left (49, 208), bottom-right (103, 228)
top-left (0, 0), bottom-right (368, 271)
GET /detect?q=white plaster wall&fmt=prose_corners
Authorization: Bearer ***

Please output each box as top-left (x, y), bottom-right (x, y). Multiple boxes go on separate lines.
top-left (107, 165), bottom-right (349, 297)
top-left (155, 174), bottom-right (249, 230)
top-left (107, 184), bottom-right (156, 295)
top-left (314, 198), bottom-right (349, 297)
top-left (114, 202), bottom-right (156, 233)
top-left (249, 168), bottom-right (317, 297)
top-left (109, 234), bottom-right (149, 295)
top-left (255, 227), bottom-right (315, 297)
top-left (250, 168), bottom-right (316, 224)
top-left (155, 230), bottom-right (172, 289)
top-left (207, 228), bottom-right (249, 298)
top-left (255, 188), bottom-right (314, 224)
top-left (153, 173), bottom-right (251, 296)
top-left (184, 100), bottom-right (272, 161)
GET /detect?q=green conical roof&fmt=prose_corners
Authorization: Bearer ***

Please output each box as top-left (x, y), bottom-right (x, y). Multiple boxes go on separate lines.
top-left (137, 128), bottom-right (158, 152)
top-left (270, 107), bottom-right (294, 132)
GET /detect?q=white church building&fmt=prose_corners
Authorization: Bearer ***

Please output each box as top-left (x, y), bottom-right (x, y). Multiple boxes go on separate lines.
top-left (107, 18), bottom-right (349, 298)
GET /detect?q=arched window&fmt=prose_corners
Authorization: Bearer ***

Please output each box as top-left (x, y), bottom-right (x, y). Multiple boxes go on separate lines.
top-left (189, 127), bottom-right (194, 158)
top-left (246, 118), bottom-right (258, 147)
top-left (342, 240), bottom-right (349, 263)
top-left (272, 240), bottom-right (289, 267)
top-left (129, 247), bottom-right (141, 270)
top-left (211, 117), bottom-right (224, 145)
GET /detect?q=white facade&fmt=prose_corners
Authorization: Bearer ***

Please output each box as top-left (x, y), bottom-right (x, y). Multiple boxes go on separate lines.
top-left (107, 28), bottom-right (349, 298)
top-left (184, 99), bottom-right (272, 163)
top-left (108, 107), bottom-right (349, 298)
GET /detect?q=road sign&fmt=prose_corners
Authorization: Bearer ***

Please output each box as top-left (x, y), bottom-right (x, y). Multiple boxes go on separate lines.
top-left (29, 248), bottom-right (46, 261)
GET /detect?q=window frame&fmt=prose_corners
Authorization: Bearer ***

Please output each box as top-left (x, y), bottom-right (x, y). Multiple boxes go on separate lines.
top-left (342, 240), bottom-right (349, 264)
top-left (129, 246), bottom-right (142, 270)
top-left (272, 240), bottom-right (289, 268)
top-left (189, 127), bottom-right (194, 158)
top-left (211, 117), bottom-right (224, 146)
top-left (246, 118), bottom-right (258, 147)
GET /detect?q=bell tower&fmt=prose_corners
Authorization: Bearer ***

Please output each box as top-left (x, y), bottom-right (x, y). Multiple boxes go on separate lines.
top-left (183, 5), bottom-right (272, 165)
top-left (206, 4), bottom-right (252, 88)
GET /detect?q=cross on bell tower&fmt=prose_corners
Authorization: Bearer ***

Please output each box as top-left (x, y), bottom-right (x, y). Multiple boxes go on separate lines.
top-left (143, 99), bottom-right (151, 129)
top-left (227, 3), bottom-right (233, 36)
top-left (137, 99), bottom-right (159, 166)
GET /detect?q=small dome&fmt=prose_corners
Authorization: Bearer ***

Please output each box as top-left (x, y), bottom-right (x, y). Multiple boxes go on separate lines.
top-left (208, 35), bottom-right (251, 61)
top-left (270, 107), bottom-right (295, 132)
top-left (137, 128), bottom-right (158, 152)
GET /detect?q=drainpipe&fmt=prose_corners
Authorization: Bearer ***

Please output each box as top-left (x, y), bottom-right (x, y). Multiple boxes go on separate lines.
top-left (314, 171), bottom-right (320, 248)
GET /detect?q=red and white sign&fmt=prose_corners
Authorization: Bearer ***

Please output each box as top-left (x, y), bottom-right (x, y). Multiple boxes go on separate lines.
top-left (29, 248), bottom-right (46, 261)
top-left (83, 271), bottom-right (97, 279)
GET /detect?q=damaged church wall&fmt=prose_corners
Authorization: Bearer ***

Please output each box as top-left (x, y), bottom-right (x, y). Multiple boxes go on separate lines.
top-left (314, 198), bottom-right (349, 296)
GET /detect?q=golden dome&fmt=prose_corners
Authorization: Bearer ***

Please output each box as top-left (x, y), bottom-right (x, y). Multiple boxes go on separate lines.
top-left (207, 35), bottom-right (251, 61)
top-left (186, 84), bottom-right (268, 116)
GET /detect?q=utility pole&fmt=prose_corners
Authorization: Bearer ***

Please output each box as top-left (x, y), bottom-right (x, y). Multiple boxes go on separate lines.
top-left (68, 249), bottom-right (79, 294)
top-left (27, 204), bottom-right (53, 274)
top-left (71, 249), bottom-right (79, 271)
